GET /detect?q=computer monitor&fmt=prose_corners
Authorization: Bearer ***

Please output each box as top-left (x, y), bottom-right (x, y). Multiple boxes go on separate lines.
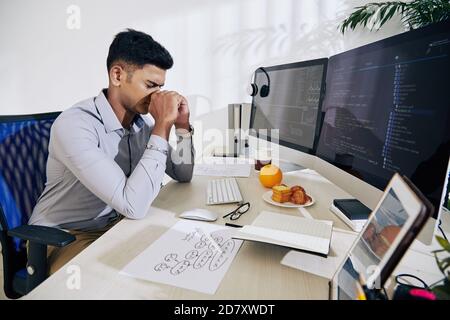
top-left (249, 58), bottom-right (328, 154)
top-left (316, 20), bottom-right (450, 223)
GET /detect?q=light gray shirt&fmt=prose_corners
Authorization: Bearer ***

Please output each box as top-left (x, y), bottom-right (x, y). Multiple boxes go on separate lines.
top-left (28, 89), bottom-right (194, 231)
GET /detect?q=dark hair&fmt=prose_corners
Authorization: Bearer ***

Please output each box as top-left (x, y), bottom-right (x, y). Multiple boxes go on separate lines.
top-left (106, 29), bottom-right (173, 72)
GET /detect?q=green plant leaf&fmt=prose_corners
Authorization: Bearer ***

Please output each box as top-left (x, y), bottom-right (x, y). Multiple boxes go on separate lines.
top-left (436, 236), bottom-right (450, 252)
top-left (402, 0), bottom-right (450, 29)
top-left (438, 257), bottom-right (450, 271)
top-left (379, 4), bottom-right (401, 29)
top-left (340, 3), bottom-right (382, 33)
top-left (432, 285), bottom-right (450, 300)
top-left (434, 253), bottom-right (448, 275)
top-left (379, 3), bottom-right (390, 18)
top-left (340, 0), bottom-right (450, 33)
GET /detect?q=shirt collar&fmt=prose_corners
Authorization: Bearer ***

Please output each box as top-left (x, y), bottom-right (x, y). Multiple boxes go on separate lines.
top-left (94, 89), bottom-right (145, 134)
top-left (132, 116), bottom-right (145, 133)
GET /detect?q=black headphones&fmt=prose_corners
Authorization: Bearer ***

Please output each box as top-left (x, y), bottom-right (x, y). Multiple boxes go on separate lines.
top-left (248, 67), bottom-right (270, 98)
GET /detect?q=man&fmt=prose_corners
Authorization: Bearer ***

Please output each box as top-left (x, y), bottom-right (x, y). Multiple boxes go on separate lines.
top-left (29, 29), bottom-right (195, 274)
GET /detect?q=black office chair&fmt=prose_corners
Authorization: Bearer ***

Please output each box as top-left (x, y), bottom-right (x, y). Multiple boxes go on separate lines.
top-left (0, 112), bottom-right (75, 299)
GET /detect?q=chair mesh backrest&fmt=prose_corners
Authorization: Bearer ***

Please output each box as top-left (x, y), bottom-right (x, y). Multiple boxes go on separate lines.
top-left (0, 113), bottom-right (60, 250)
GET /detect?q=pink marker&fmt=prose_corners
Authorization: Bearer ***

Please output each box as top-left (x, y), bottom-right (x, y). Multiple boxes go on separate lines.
top-left (409, 288), bottom-right (436, 300)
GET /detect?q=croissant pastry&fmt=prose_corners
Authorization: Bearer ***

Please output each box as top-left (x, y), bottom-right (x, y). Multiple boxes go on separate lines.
top-left (290, 189), bottom-right (309, 205)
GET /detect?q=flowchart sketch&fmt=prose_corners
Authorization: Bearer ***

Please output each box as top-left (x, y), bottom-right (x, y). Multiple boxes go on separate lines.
top-left (120, 220), bottom-right (243, 294)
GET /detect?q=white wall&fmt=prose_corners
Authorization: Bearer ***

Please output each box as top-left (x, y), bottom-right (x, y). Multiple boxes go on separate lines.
top-left (0, 0), bottom-right (405, 133)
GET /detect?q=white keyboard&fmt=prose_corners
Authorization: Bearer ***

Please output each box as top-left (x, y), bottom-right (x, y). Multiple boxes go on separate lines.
top-left (206, 178), bottom-right (243, 205)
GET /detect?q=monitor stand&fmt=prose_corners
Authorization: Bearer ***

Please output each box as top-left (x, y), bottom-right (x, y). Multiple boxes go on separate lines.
top-left (211, 146), bottom-right (240, 158)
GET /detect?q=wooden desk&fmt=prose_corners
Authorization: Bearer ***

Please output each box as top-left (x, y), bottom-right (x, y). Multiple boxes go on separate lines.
top-left (24, 169), bottom-right (357, 299)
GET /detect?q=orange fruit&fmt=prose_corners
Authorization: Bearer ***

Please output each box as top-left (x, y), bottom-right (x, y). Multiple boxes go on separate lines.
top-left (259, 164), bottom-right (283, 188)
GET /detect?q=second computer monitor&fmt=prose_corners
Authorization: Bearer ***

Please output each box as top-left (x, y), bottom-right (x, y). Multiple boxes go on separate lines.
top-left (250, 58), bottom-right (328, 153)
top-left (316, 19), bottom-right (450, 219)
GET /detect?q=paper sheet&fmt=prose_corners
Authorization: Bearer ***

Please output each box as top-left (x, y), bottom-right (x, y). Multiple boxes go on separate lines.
top-left (194, 164), bottom-right (251, 177)
top-left (281, 228), bottom-right (357, 279)
top-left (120, 220), bottom-right (243, 295)
top-left (193, 157), bottom-right (252, 177)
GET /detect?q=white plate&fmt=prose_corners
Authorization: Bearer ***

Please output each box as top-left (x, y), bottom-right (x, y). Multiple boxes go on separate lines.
top-left (262, 190), bottom-right (315, 208)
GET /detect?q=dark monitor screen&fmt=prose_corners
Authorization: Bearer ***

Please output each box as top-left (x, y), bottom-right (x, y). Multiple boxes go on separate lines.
top-left (250, 58), bottom-right (328, 153)
top-left (316, 20), bottom-right (450, 218)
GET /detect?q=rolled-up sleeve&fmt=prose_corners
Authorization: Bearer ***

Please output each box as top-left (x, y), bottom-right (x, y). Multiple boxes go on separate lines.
top-left (52, 116), bottom-right (168, 220)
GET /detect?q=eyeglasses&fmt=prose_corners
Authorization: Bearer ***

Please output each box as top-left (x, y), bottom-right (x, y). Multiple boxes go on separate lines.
top-left (222, 202), bottom-right (250, 220)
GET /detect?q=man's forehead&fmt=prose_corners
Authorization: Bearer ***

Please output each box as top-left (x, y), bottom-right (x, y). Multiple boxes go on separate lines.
top-left (140, 64), bottom-right (166, 81)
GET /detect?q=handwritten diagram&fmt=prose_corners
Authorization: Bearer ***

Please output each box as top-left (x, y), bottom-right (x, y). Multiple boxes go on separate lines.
top-left (120, 220), bottom-right (243, 294)
top-left (154, 229), bottom-right (237, 275)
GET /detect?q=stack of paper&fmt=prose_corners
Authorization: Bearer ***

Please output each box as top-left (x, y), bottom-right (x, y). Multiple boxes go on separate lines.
top-left (232, 211), bottom-right (333, 256)
top-left (193, 157), bottom-right (251, 177)
top-left (281, 228), bottom-right (358, 279)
